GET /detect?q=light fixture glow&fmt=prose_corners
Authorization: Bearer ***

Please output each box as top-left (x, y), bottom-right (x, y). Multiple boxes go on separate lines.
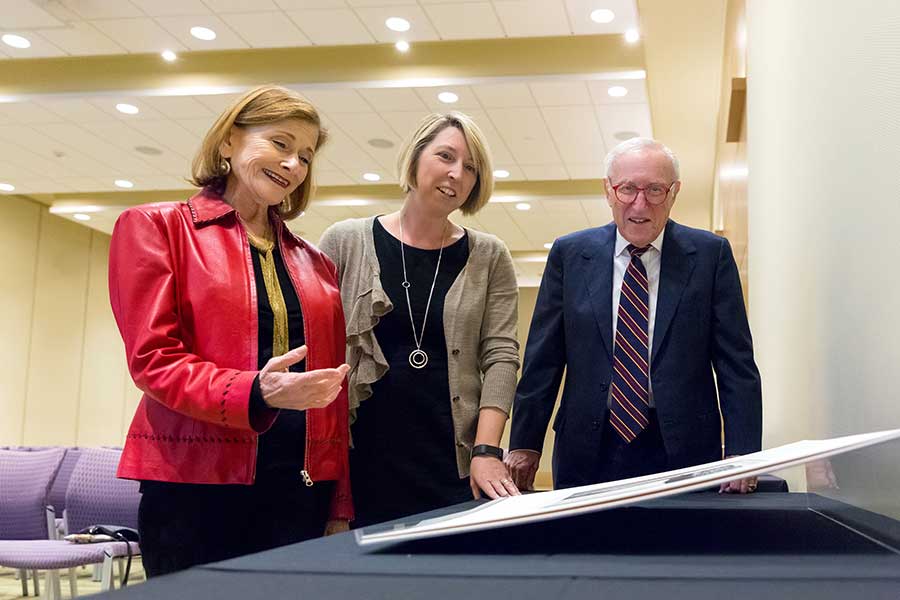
top-left (624, 28), bottom-right (640, 43)
top-left (2, 34), bottom-right (31, 49)
top-left (362, 173), bottom-right (381, 182)
top-left (607, 86), bottom-right (628, 97)
top-left (114, 179), bottom-right (135, 189)
top-left (395, 40), bottom-right (410, 52)
top-left (73, 213), bottom-right (91, 222)
top-left (385, 17), bottom-right (411, 32)
top-left (49, 205), bottom-right (102, 215)
top-left (190, 26), bottom-right (217, 41)
top-left (720, 165), bottom-right (749, 180)
top-left (161, 49), bottom-right (177, 62)
top-left (438, 91), bottom-right (458, 104)
top-left (116, 103), bottom-right (139, 115)
top-left (515, 203), bottom-right (531, 211)
top-left (590, 9), bottom-right (615, 24)
top-left (543, 242), bottom-right (553, 250)
top-left (0, 182), bottom-right (15, 192)
top-left (493, 169), bottom-right (510, 179)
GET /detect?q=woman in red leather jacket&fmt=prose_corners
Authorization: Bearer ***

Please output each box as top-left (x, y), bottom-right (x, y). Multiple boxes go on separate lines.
top-left (108, 85), bottom-right (352, 577)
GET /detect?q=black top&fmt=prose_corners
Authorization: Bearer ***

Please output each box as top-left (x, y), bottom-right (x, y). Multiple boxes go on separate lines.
top-left (349, 218), bottom-right (471, 527)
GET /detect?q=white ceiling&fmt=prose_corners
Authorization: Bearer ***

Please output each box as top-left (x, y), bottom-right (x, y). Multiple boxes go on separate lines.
top-left (0, 0), bottom-right (639, 56)
top-left (1, 0), bottom-right (644, 285)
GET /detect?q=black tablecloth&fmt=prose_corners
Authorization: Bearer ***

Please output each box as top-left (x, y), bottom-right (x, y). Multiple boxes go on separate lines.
top-left (103, 492), bottom-right (900, 600)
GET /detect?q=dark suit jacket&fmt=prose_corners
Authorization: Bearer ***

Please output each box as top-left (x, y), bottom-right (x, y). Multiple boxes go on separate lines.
top-left (510, 220), bottom-right (762, 489)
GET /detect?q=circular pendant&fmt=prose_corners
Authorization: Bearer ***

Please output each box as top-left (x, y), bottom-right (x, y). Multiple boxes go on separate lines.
top-left (408, 349), bottom-right (428, 369)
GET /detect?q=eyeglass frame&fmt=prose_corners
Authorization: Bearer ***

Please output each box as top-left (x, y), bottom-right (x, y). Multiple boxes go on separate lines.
top-left (608, 180), bottom-right (678, 205)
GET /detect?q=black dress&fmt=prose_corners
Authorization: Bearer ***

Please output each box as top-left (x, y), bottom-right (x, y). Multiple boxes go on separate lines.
top-left (138, 242), bottom-right (333, 577)
top-left (350, 218), bottom-right (471, 527)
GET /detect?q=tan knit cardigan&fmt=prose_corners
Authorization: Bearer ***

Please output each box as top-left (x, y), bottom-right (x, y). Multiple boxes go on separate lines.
top-left (319, 216), bottom-right (520, 477)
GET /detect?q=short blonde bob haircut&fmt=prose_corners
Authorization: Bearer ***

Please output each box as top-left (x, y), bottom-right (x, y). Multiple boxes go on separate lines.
top-left (191, 85), bottom-right (327, 220)
top-left (397, 112), bottom-right (494, 215)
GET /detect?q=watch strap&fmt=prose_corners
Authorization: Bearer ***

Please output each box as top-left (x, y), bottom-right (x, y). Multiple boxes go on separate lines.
top-left (471, 444), bottom-right (504, 460)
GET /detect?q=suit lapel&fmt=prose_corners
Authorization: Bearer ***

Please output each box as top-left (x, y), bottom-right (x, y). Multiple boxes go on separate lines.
top-left (584, 225), bottom-right (617, 361)
top-left (652, 220), bottom-right (696, 363)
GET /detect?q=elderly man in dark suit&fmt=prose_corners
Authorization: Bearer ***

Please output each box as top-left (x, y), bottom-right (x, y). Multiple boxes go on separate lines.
top-left (506, 138), bottom-right (761, 494)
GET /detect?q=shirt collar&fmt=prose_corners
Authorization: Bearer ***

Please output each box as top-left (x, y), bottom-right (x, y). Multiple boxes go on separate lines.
top-left (614, 227), bottom-right (665, 258)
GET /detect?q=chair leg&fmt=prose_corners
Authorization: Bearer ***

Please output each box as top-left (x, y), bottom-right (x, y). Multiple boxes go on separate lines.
top-left (91, 563), bottom-right (101, 582)
top-left (116, 557), bottom-right (125, 586)
top-left (68, 567), bottom-right (78, 598)
top-left (100, 556), bottom-right (115, 592)
top-left (44, 570), bottom-right (61, 600)
top-left (17, 568), bottom-right (27, 596)
top-left (31, 569), bottom-right (40, 596)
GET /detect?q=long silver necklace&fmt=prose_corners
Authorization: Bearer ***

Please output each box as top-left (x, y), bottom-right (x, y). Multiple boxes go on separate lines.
top-left (398, 215), bottom-right (446, 369)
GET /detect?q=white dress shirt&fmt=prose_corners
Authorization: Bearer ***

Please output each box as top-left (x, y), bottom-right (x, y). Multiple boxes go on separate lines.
top-left (610, 229), bottom-right (665, 407)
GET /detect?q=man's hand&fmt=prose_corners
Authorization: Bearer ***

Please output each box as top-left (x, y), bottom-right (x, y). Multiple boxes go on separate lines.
top-left (470, 456), bottom-right (520, 499)
top-left (719, 455), bottom-right (757, 493)
top-left (503, 450), bottom-right (541, 491)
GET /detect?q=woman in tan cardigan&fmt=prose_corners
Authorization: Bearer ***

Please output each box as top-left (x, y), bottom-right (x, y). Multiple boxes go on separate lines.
top-left (319, 112), bottom-right (520, 526)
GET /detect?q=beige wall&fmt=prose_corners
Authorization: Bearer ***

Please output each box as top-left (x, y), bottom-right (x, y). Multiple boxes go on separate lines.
top-left (0, 195), bottom-right (139, 447)
top-left (748, 0), bottom-right (900, 510)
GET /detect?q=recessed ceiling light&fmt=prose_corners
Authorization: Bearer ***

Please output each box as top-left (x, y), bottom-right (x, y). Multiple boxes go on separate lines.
top-left (607, 86), bottom-right (628, 97)
top-left (161, 49), bottom-right (177, 62)
top-left (0, 182), bottom-right (15, 192)
top-left (114, 179), bottom-right (134, 189)
top-left (2, 34), bottom-right (31, 49)
top-left (543, 242), bottom-right (553, 250)
top-left (116, 103), bottom-right (139, 115)
top-left (493, 169), bottom-right (510, 179)
top-left (590, 9), bottom-right (616, 24)
top-left (614, 130), bottom-right (640, 141)
top-left (395, 40), bottom-right (410, 53)
top-left (624, 28), bottom-right (640, 43)
top-left (363, 172), bottom-right (381, 182)
top-left (190, 26), bottom-right (217, 41)
top-left (73, 213), bottom-right (91, 222)
top-left (385, 17), bottom-right (411, 32)
top-left (438, 91), bottom-right (458, 104)
top-left (367, 138), bottom-right (395, 149)
top-left (515, 203), bottom-right (531, 211)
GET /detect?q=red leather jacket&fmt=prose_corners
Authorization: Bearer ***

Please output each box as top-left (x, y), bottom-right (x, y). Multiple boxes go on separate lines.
top-left (109, 188), bottom-right (352, 520)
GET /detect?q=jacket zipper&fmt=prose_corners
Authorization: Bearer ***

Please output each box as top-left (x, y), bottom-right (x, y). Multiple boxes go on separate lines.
top-left (243, 223), bottom-right (260, 485)
top-left (277, 226), bottom-right (314, 488)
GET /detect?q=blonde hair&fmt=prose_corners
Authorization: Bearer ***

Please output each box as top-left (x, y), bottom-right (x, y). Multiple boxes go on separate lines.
top-left (397, 112), bottom-right (494, 215)
top-left (191, 85), bottom-right (328, 220)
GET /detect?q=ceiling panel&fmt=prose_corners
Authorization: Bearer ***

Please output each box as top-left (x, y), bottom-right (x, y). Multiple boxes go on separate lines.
top-left (460, 108), bottom-right (517, 169)
top-left (155, 15), bottom-right (250, 51)
top-left (487, 107), bottom-right (560, 165)
top-left (0, 0), bottom-right (66, 27)
top-left (129, 0), bottom-right (212, 17)
top-left (33, 22), bottom-right (126, 56)
top-left (0, 103), bottom-right (65, 125)
top-left (358, 88), bottom-right (429, 113)
top-left (541, 105), bottom-right (606, 164)
top-left (352, 5), bottom-right (440, 43)
top-left (204, 0), bottom-right (281, 12)
top-left (127, 119), bottom-right (200, 157)
top-left (58, 0), bottom-right (144, 20)
top-left (423, 2), bottom-right (505, 40)
top-left (594, 103), bottom-right (653, 149)
top-left (588, 79), bottom-right (648, 105)
top-left (285, 9), bottom-right (376, 45)
top-left (329, 112), bottom-right (402, 173)
top-left (521, 164), bottom-right (569, 180)
top-left (472, 83), bottom-right (535, 108)
top-left (90, 18), bottom-right (188, 54)
top-left (140, 96), bottom-right (215, 119)
top-left (301, 89), bottom-right (372, 113)
top-left (379, 110), bottom-right (431, 141)
top-left (564, 0), bottom-right (639, 35)
top-left (529, 81), bottom-right (592, 106)
top-left (415, 86), bottom-right (481, 112)
top-left (0, 31), bottom-right (66, 58)
top-left (492, 0), bottom-right (571, 37)
top-left (218, 12), bottom-right (313, 48)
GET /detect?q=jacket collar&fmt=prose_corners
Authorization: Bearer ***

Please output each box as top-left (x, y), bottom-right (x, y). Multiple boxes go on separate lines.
top-left (186, 186), bottom-right (305, 247)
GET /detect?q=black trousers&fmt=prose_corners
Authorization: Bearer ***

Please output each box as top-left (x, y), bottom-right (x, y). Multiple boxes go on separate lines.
top-left (138, 476), bottom-right (333, 578)
top-left (595, 409), bottom-right (668, 483)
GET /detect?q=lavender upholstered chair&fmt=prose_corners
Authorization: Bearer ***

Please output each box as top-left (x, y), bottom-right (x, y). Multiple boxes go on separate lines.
top-left (0, 447), bottom-right (65, 596)
top-left (0, 447), bottom-right (141, 599)
top-left (47, 448), bottom-right (82, 538)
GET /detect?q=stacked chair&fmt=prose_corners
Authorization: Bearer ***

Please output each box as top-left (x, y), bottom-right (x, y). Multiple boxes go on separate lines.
top-left (0, 447), bottom-right (142, 598)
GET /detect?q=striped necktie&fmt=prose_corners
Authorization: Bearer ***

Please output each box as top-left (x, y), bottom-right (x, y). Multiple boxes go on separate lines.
top-left (610, 244), bottom-right (651, 443)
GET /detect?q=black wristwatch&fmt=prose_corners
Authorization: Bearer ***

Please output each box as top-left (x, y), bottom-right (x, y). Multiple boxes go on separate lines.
top-left (471, 444), bottom-right (504, 461)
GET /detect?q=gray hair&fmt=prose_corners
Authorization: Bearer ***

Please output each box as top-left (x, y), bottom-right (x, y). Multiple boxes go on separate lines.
top-left (603, 137), bottom-right (680, 180)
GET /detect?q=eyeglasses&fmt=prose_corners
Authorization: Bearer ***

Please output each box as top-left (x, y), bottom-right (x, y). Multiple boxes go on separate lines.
top-left (610, 181), bottom-right (676, 205)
